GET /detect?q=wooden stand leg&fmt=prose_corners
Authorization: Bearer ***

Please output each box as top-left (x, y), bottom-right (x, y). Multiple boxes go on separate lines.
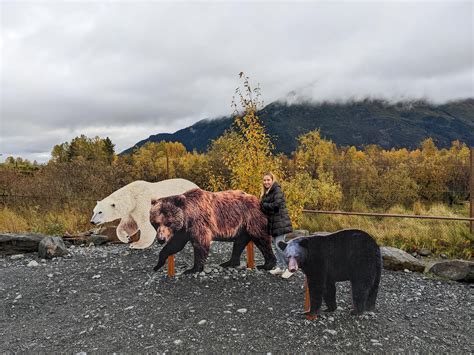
top-left (305, 277), bottom-right (316, 320)
top-left (167, 255), bottom-right (175, 277)
top-left (246, 241), bottom-right (255, 269)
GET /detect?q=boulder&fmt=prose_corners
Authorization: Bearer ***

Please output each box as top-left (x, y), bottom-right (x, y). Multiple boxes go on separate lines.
top-left (0, 233), bottom-right (47, 255)
top-left (38, 236), bottom-right (69, 259)
top-left (426, 260), bottom-right (474, 282)
top-left (380, 246), bottom-right (426, 272)
top-left (286, 230), bottom-right (310, 240)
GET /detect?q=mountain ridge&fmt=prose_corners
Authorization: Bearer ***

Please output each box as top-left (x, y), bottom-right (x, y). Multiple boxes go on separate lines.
top-left (121, 98), bottom-right (474, 155)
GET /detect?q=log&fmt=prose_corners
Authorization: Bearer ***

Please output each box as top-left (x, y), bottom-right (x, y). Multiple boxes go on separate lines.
top-left (0, 233), bottom-right (47, 255)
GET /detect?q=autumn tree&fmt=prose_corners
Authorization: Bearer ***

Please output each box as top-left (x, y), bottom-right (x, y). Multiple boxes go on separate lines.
top-left (51, 135), bottom-right (115, 164)
top-left (223, 72), bottom-right (281, 196)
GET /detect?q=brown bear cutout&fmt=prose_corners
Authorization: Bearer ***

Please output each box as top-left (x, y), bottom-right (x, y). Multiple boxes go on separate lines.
top-left (150, 188), bottom-right (276, 273)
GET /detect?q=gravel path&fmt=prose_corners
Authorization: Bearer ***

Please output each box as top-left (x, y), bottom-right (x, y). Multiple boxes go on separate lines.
top-left (0, 242), bottom-right (472, 353)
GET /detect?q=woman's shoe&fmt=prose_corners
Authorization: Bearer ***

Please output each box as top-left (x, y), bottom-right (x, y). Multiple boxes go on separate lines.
top-left (269, 267), bottom-right (284, 275)
top-left (281, 269), bottom-right (294, 279)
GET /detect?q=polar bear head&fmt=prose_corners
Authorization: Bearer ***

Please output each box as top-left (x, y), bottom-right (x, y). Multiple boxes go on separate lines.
top-left (90, 192), bottom-right (136, 225)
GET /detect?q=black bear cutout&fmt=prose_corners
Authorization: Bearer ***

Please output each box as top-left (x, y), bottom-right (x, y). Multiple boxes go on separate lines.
top-left (279, 229), bottom-right (381, 317)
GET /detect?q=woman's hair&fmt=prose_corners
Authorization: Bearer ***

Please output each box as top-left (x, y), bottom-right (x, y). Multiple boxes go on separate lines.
top-left (260, 172), bottom-right (278, 198)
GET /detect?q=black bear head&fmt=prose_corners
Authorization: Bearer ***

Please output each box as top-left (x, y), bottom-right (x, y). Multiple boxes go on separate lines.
top-left (150, 195), bottom-right (186, 243)
top-left (278, 237), bottom-right (309, 272)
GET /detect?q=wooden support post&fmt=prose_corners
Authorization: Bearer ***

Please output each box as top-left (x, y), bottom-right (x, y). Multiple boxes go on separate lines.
top-left (246, 241), bottom-right (255, 269)
top-left (167, 255), bottom-right (175, 277)
top-left (304, 277), bottom-right (315, 320)
top-left (470, 147), bottom-right (474, 234)
top-left (304, 277), bottom-right (310, 312)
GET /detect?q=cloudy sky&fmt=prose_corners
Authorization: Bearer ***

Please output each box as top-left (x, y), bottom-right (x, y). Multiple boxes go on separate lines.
top-left (1, 0), bottom-right (473, 162)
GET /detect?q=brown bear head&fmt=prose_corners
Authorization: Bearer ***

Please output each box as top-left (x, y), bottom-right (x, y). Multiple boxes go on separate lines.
top-left (150, 195), bottom-right (186, 243)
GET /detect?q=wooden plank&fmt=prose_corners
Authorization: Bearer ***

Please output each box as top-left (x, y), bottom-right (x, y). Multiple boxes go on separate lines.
top-left (167, 255), bottom-right (175, 277)
top-left (246, 241), bottom-right (255, 269)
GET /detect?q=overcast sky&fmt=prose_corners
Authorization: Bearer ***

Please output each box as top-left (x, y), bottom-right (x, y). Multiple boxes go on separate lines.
top-left (1, 0), bottom-right (473, 162)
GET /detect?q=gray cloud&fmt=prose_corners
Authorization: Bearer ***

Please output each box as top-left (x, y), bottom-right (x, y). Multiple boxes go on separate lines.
top-left (1, 0), bottom-right (473, 162)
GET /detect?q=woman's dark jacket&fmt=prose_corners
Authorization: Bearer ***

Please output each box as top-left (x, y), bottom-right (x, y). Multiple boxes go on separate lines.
top-left (260, 182), bottom-right (293, 237)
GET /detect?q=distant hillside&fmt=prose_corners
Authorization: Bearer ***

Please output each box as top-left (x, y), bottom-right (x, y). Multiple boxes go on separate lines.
top-left (122, 98), bottom-right (474, 155)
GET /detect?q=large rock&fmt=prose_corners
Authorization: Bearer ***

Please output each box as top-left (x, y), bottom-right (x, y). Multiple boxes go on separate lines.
top-left (287, 230), bottom-right (310, 239)
top-left (0, 233), bottom-right (47, 255)
top-left (380, 246), bottom-right (426, 272)
top-left (38, 236), bottom-right (69, 259)
top-left (427, 260), bottom-right (474, 282)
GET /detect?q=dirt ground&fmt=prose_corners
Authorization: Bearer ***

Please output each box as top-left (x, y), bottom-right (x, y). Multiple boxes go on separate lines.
top-left (0, 242), bottom-right (472, 353)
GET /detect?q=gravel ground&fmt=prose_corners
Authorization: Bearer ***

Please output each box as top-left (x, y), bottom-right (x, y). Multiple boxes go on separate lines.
top-left (0, 242), bottom-right (472, 353)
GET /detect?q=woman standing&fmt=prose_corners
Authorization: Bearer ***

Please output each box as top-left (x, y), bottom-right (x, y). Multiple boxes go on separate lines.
top-left (260, 172), bottom-right (294, 279)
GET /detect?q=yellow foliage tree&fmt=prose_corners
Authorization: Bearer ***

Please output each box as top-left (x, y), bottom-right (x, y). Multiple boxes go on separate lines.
top-left (294, 130), bottom-right (337, 178)
top-left (224, 72), bottom-right (281, 196)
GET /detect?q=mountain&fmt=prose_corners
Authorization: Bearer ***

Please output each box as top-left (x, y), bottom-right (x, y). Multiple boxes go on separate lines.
top-left (122, 98), bottom-right (474, 155)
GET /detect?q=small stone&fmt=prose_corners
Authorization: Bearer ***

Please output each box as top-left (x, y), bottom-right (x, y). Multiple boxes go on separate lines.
top-left (27, 260), bottom-right (39, 267)
top-left (404, 269), bottom-right (411, 273)
top-left (173, 339), bottom-right (183, 345)
top-left (323, 329), bottom-right (337, 336)
top-left (418, 248), bottom-right (431, 257)
top-left (47, 273), bottom-right (53, 278)
top-left (328, 317), bottom-right (334, 322)
top-left (124, 306), bottom-right (134, 310)
top-left (11, 254), bottom-right (24, 260)
top-left (15, 294), bottom-right (22, 300)
top-left (198, 320), bottom-right (207, 325)
top-left (440, 253), bottom-right (448, 259)
top-left (237, 308), bottom-right (247, 314)
top-left (92, 274), bottom-right (101, 279)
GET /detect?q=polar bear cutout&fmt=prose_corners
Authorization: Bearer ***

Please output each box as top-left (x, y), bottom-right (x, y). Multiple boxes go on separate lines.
top-left (90, 179), bottom-right (198, 249)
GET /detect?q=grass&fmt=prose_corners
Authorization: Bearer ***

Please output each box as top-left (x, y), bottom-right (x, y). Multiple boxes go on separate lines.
top-left (299, 203), bottom-right (473, 259)
top-left (0, 206), bottom-right (91, 236)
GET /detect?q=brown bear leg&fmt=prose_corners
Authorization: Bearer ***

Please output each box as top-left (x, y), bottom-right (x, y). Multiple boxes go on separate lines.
top-left (220, 232), bottom-right (250, 268)
top-left (252, 236), bottom-right (276, 270)
top-left (153, 233), bottom-right (189, 272)
top-left (185, 238), bottom-right (211, 274)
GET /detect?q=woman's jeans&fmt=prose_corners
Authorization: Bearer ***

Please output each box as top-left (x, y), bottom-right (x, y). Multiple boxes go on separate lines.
top-left (272, 234), bottom-right (288, 269)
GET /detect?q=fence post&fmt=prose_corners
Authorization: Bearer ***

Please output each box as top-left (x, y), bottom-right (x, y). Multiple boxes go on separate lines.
top-left (167, 255), bottom-right (175, 277)
top-left (470, 147), bottom-right (474, 234)
top-left (246, 241), bottom-right (255, 268)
